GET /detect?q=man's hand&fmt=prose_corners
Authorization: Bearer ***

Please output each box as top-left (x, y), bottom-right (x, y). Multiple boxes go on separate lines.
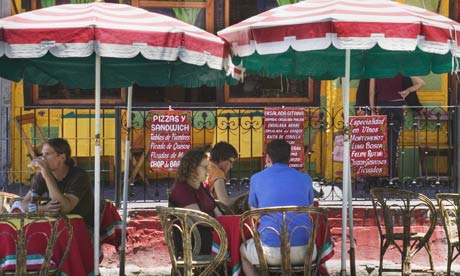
top-left (41, 200), bottom-right (61, 213)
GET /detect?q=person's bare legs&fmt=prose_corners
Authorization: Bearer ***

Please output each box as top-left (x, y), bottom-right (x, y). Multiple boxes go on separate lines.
top-left (240, 243), bottom-right (256, 276)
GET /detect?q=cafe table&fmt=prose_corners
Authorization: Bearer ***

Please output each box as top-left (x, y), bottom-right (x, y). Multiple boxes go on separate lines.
top-left (212, 214), bottom-right (335, 276)
top-left (100, 200), bottom-right (123, 249)
top-left (0, 214), bottom-right (94, 276)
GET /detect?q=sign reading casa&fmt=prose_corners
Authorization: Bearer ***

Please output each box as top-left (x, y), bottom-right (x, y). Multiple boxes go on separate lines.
top-left (148, 110), bottom-right (192, 171)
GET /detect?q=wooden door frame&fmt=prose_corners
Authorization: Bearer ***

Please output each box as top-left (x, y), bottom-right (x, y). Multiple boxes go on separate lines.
top-left (132, 0), bottom-right (215, 33)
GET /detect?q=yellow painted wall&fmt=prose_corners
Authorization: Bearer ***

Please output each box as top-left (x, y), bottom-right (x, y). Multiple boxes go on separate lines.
top-left (7, 0), bottom-right (451, 183)
top-left (10, 82), bottom-right (118, 183)
top-left (214, 109), bottom-right (264, 158)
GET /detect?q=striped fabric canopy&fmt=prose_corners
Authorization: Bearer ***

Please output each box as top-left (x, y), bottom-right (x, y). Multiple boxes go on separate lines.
top-left (219, 1), bottom-right (460, 272)
top-left (218, 0), bottom-right (460, 79)
top-left (0, 2), bottom-right (236, 88)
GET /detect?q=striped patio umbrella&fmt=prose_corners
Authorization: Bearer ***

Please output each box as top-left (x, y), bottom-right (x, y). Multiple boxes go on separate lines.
top-left (0, 2), bottom-right (236, 275)
top-left (218, 0), bottom-right (460, 80)
top-left (218, 0), bottom-right (460, 274)
top-left (0, 2), bottom-right (234, 88)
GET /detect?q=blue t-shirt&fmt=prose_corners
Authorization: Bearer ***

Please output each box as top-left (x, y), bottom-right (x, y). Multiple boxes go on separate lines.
top-left (249, 163), bottom-right (314, 247)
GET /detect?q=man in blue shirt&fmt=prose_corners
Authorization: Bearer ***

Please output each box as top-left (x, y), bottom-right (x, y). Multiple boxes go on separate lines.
top-left (240, 139), bottom-right (314, 276)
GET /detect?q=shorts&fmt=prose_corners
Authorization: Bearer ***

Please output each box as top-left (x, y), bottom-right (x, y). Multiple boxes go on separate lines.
top-left (242, 238), bottom-right (317, 266)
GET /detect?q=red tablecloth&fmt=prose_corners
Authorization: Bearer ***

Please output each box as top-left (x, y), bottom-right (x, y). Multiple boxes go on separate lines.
top-left (100, 201), bottom-right (122, 249)
top-left (212, 215), bottom-right (246, 276)
top-left (212, 214), bottom-right (334, 276)
top-left (0, 215), bottom-right (94, 276)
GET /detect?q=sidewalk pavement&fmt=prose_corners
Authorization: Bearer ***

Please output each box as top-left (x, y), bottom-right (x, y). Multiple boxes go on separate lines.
top-left (99, 260), bottom-right (460, 275)
top-left (102, 201), bottom-right (460, 276)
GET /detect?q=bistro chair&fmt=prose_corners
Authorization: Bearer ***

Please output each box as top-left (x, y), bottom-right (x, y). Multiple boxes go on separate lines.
top-left (232, 194), bottom-right (249, 215)
top-left (0, 212), bottom-right (73, 276)
top-left (12, 114), bottom-right (46, 161)
top-left (167, 199), bottom-right (208, 256)
top-left (215, 200), bottom-right (235, 215)
top-left (436, 193), bottom-right (460, 276)
top-left (239, 206), bottom-right (328, 276)
top-left (155, 206), bottom-right (228, 276)
top-left (0, 192), bottom-right (20, 213)
top-left (370, 188), bottom-right (436, 276)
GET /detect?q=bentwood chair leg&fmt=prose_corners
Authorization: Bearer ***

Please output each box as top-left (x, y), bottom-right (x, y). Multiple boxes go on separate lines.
top-left (402, 245), bottom-right (411, 276)
top-left (402, 256), bottom-right (411, 276)
top-left (379, 240), bottom-right (389, 276)
top-left (425, 241), bottom-right (434, 274)
top-left (447, 245), bottom-right (452, 276)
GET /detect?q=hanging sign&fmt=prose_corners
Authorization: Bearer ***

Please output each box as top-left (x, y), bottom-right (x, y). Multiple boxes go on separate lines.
top-left (349, 115), bottom-right (388, 177)
top-left (264, 108), bottom-right (305, 169)
top-left (148, 110), bottom-right (192, 172)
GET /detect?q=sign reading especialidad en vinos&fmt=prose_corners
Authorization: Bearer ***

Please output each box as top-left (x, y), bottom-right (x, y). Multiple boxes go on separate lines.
top-left (148, 110), bottom-right (192, 172)
top-left (349, 115), bottom-right (388, 177)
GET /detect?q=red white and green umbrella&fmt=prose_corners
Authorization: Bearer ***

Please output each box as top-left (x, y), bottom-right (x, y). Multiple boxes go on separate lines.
top-left (0, 1), bottom-right (235, 88)
top-left (0, 2), bottom-right (236, 275)
top-left (218, 0), bottom-right (460, 80)
top-left (218, 0), bottom-right (460, 274)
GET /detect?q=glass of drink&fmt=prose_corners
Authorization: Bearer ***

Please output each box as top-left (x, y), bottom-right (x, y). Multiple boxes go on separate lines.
top-left (27, 157), bottom-right (44, 174)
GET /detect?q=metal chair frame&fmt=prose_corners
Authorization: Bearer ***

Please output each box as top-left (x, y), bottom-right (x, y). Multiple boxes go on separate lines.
top-left (214, 200), bottom-right (234, 215)
top-left (436, 193), bottom-right (460, 276)
top-left (232, 194), bottom-right (249, 215)
top-left (370, 188), bottom-right (436, 276)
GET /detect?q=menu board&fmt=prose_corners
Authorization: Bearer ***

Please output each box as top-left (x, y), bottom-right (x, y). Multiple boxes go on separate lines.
top-left (148, 110), bottom-right (192, 172)
top-left (349, 115), bottom-right (388, 177)
top-left (264, 108), bottom-right (305, 169)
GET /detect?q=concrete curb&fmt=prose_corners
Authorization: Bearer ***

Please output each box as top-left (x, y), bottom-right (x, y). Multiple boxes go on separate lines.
top-left (100, 261), bottom-right (460, 276)
top-left (100, 265), bottom-right (170, 276)
top-left (326, 260), bottom-right (460, 276)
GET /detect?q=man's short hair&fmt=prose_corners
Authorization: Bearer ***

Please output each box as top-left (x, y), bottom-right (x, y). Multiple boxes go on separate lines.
top-left (210, 141), bottom-right (238, 163)
top-left (266, 139), bottom-right (291, 164)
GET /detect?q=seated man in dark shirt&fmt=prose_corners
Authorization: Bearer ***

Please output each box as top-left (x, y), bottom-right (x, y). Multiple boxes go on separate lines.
top-left (21, 138), bottom-right (94, 227)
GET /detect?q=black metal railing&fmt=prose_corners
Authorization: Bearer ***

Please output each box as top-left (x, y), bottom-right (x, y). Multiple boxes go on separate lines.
top-left (0, 105), bottom-right (456, 204)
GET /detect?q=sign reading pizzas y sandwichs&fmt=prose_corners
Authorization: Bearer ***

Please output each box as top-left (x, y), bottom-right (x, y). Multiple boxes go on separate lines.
top-left (264, 108), bottom-right (305, 169)
top-left (148, 110), bottom-right (192, 172)
top-left (349, 115), bottom-right (388, 177)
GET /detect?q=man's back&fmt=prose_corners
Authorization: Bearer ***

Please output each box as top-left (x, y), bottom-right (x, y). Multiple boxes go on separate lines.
top-left (249, 163), bottom-right (313, 208)
top-left (249, 163), bottom-right (314, 246)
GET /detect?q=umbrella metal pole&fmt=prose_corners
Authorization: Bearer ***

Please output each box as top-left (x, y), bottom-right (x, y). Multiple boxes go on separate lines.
top-left (94, 54), bottom-right (101, 276)
top-left (341, 48), bottom-right (351, 276)
top-left (119, 86), bottom-right (133, 276)
top-left (345, 48), bottom-right (355, 275)
top-left (348, 164), bottom-right (356, 275)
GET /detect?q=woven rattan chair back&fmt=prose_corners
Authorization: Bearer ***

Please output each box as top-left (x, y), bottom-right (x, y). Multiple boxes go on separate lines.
top-left (436, 193), bottom-right (460, 276)
top-left (0, 213), bottom-right (73, 276)
top-left (239, 206), bottom-right (328, 276)
top-left (167, 201), bottom-right (206, 256)
top-left (155, 206), bottom-right (228, 276)
top-left (370, 188), bottom-right (436, 276)
top-left (0, 192), bottom-right (20, 214)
